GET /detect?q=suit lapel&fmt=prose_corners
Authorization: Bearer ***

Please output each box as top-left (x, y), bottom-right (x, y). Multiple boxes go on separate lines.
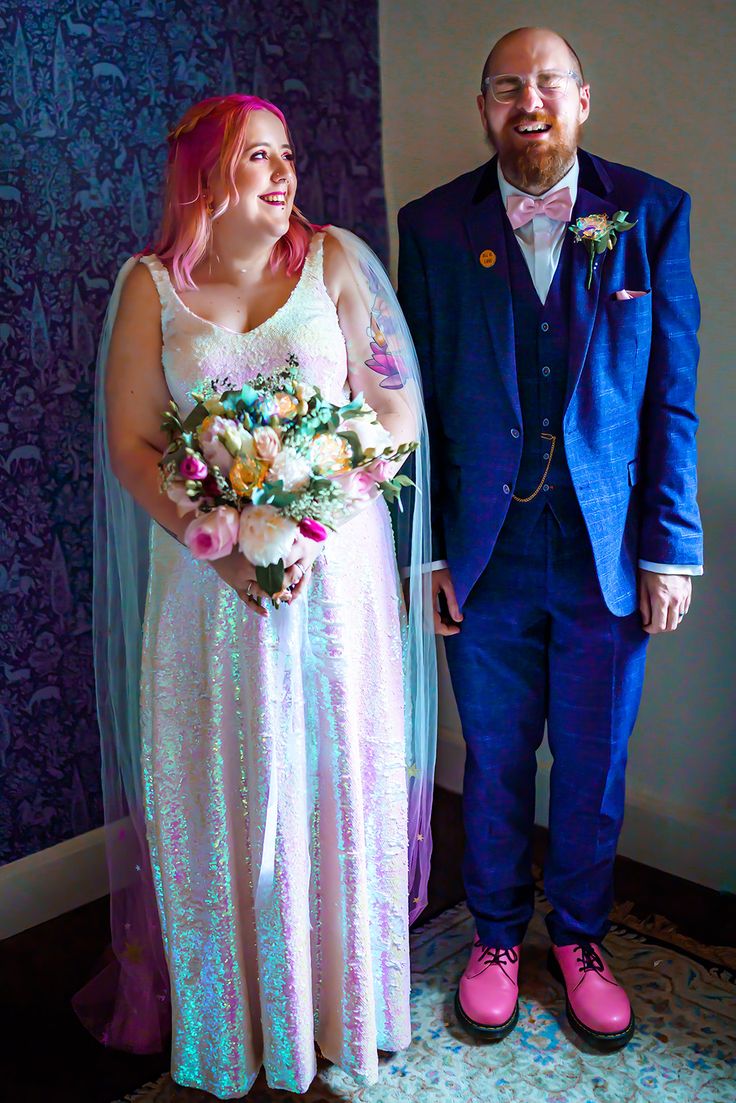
top-left (463, 179), bottom-right (520, 421)
top-left (565, 175), bottom-right (618, 412)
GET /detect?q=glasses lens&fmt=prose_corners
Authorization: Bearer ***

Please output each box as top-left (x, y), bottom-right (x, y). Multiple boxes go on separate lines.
top-left (491, 75), bottom-right (523, 102)
top-left (488, 71), bottom-right (573, 102)
top-left (536, 71), bottom-right (569, 96)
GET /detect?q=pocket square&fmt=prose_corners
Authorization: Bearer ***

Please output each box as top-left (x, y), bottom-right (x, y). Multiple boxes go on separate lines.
top-left (615, 288), bottom-right (650, 300)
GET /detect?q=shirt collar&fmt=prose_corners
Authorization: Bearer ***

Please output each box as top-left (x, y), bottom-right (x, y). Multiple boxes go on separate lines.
top-left (498, 155), bottom-right (579, 214)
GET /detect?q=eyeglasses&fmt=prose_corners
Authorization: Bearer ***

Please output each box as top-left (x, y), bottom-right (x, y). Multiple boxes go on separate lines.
top-left (481, 70), bottom-right (582, 103)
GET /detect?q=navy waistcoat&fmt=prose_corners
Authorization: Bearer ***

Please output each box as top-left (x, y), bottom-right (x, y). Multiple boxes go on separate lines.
top-left (503, 218), bottom-right (583, 535)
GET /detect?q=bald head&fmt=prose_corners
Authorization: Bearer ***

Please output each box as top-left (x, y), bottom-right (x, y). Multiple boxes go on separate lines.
top-left (476, 25), bottom-right (590, 195)
top-left (481, 26), bottom-right (584, 91)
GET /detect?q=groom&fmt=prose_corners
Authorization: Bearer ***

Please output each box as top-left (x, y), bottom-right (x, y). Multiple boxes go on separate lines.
top-left (398, 27), bottom-right (702, 1048)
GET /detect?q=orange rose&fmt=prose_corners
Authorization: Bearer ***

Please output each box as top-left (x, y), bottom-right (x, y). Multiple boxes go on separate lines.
top-left (229, 456), bottom-right (268, 498)
top-left (309, 433), bottom-right (352, 475)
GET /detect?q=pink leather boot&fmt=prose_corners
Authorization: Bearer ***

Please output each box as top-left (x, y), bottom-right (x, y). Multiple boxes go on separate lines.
top-left (548, 942), bottom-right (634, 1049)
top-left (455, 936), bottom-right (520, 1040)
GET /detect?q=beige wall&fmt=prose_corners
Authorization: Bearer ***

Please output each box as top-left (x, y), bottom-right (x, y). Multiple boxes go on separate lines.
top-left (380, 0), bottom-right (736, 889)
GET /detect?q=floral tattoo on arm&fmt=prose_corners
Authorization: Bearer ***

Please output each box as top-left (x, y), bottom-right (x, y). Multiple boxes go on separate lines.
top-left (361, 262), bottom-right (405, 390)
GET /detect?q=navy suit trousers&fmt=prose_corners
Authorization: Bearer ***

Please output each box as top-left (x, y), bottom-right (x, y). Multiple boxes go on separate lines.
top-left (444, 507), bottom-right (649, 947)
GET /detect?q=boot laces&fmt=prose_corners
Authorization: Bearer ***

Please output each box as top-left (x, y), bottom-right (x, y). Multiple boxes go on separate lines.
top-left (574, 942), bottom-right (605, 975)
top-left (475, 941), bottom-right (519, 969)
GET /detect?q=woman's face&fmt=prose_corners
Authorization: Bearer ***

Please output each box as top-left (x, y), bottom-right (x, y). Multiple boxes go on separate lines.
top-left (213, 110), bottom-right (297, 242)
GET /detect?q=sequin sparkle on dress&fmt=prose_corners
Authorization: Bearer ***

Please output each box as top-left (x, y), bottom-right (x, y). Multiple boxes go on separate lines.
top-left (136, 234), bottom-right (411, 1098)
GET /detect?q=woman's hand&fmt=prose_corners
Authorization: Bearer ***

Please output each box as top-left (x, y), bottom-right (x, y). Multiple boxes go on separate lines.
top-left (282, 534), bottom-right (325, 602)
top-left (208, 548), bottom-right (272, 617)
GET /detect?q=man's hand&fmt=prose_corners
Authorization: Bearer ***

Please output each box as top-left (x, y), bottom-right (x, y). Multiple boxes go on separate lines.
top-left (638, 570), bottom-right (692, 635)
top-left (432, 567), bottom-right (463, 636)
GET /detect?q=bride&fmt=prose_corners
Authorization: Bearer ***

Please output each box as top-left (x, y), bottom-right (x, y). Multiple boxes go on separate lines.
top-left (79, 94), bottom-right (436, 1097)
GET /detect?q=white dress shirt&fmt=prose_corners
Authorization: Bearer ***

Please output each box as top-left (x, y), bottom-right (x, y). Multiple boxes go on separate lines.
top-left (498, 158), bottom-right (579, 306)
top-left (428, 159), bottom-right (701, 577)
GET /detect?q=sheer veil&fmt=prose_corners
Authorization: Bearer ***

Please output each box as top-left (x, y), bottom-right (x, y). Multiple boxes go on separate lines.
top-left (327, 227), bottom-right (438, 925)
top-left (74, 231), bottom-right (437, 1053)
top-left (73, 258), bottom-right (170, 1052)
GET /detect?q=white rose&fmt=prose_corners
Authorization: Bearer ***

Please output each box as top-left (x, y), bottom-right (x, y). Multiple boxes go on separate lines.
top-left (226, 424), bottom-right (256, 460)
top-left (268, 447), bottom-right (312, 491)
top-left (339, 415), bottom-right (394, 456)
top-left (238, 504), bottom-right (298, 566)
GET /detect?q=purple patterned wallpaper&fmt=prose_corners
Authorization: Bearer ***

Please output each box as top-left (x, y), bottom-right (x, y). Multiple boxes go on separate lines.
top-left (0, 0), bottom-right (386, 865)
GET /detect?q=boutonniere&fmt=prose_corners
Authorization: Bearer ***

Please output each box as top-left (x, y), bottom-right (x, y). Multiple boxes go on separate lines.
top-left (569, 211), bottom-right (637, 290)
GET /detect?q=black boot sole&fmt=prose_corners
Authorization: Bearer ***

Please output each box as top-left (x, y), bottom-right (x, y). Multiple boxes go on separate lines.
top-left (547, 948), bottom-right (635, 1050)
top-left (454, 989), bottom-right (519, 1041)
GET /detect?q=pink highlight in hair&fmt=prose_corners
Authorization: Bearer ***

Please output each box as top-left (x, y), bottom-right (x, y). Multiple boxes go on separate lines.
top-left (151, 95), bottom-right (314, 291)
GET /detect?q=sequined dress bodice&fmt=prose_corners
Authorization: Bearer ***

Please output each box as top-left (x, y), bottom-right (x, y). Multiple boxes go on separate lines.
top-left (139, 234), bottom-right (349, 414)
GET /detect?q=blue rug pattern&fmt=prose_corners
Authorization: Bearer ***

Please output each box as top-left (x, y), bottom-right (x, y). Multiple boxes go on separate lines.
top-left (117, 899), bottom-right (736, 1102)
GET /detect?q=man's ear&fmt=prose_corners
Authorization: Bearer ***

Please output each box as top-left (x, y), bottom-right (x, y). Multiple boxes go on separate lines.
top-left (476, 94), bottom-right (490, 136)
top-left (578, 84), bottom-right (591, 124)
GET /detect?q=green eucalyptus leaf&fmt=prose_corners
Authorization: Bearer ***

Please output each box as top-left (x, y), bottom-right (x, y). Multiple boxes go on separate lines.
top-left (256, 560), bottom-right (285, 598)
top-left (337, 429), bottom-right (363, 465)
top-left (182, 402), bottom-right (210, 432)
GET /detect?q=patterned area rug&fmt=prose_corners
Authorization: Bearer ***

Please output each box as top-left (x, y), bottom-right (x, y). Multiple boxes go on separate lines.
top-left (115, 897), bottom-right (735, 1103)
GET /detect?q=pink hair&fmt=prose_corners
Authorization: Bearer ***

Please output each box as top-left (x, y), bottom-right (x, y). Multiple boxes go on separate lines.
top-left (151, 95), bottom-right (314, 291)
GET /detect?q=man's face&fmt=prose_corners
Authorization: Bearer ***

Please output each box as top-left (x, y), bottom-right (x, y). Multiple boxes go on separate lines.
top-left (477, 29), bottom-right (590, 193)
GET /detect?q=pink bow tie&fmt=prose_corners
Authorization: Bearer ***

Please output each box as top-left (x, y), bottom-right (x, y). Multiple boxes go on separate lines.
top-left (506, 186), bottom-right (574, 229)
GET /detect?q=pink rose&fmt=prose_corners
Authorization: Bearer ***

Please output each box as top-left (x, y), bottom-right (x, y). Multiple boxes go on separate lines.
top-left (199, 415), bottom-right (235, 473)
top-left (366, 459), bottom-right (391, 483)
top-left (299, 517), bottom-right (328, 542)
top-left (184, 507), bottom-right (239, 560)
top-left (331, 468), bottom-right (381, 502)
top-left (180, 453), bottom-right (209, 480)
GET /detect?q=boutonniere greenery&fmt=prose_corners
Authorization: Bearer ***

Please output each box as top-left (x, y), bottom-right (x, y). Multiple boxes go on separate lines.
top-left (569, 211), bottom-right (637, 290)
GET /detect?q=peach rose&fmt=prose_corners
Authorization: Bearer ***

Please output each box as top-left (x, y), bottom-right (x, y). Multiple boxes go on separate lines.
top-left (253, 426), bottom-right (281, 463)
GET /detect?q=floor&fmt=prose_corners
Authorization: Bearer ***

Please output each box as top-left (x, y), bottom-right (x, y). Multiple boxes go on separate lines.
top-left (2, 787), bottom-right (734, 1103)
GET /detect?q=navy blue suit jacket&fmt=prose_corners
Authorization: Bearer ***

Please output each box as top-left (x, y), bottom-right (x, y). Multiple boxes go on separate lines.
top-left (397, 150), bottom-right (703, 615)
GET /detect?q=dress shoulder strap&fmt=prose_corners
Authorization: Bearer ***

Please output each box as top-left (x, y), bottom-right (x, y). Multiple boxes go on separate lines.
top-left (137, 254), bottom-right (188, 334)
top-left (138, 254), bottom-right (179, 311)
top-left (303, 230), bottom-right (326, 283)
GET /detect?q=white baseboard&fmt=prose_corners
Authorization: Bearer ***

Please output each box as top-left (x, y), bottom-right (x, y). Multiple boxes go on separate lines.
top-left (435, 725), bottom-right (735, 893)
top-left (1, 731), bottom-right (731, 941)
top-left (0, 825), bottom-right (109, 940)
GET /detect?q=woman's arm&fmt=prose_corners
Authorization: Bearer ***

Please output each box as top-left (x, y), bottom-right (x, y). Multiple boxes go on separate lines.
top-left (323, 231), bottom-right (418, 457)
top-left (105, 263), bottom-right (191, 542)
top-left (105, 263), bottom-right (270, 612)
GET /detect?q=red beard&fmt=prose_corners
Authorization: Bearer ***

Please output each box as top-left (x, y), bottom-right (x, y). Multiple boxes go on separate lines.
top-left (497, 112), bottom-right (580, 192)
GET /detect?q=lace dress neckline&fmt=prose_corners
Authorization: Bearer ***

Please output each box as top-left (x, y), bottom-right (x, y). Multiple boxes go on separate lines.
top-left (151, 236), bottom-right (321, 338)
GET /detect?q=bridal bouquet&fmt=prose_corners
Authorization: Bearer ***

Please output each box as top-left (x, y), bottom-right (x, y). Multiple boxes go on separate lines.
top-left (159, 356), bottom-right (416, 600)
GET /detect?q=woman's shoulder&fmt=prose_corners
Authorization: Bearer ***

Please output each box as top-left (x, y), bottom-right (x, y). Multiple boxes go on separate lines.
top-left (320, 226), bottom-right (372, 290)
top-left (114, 255), bottom-right (162, 318)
